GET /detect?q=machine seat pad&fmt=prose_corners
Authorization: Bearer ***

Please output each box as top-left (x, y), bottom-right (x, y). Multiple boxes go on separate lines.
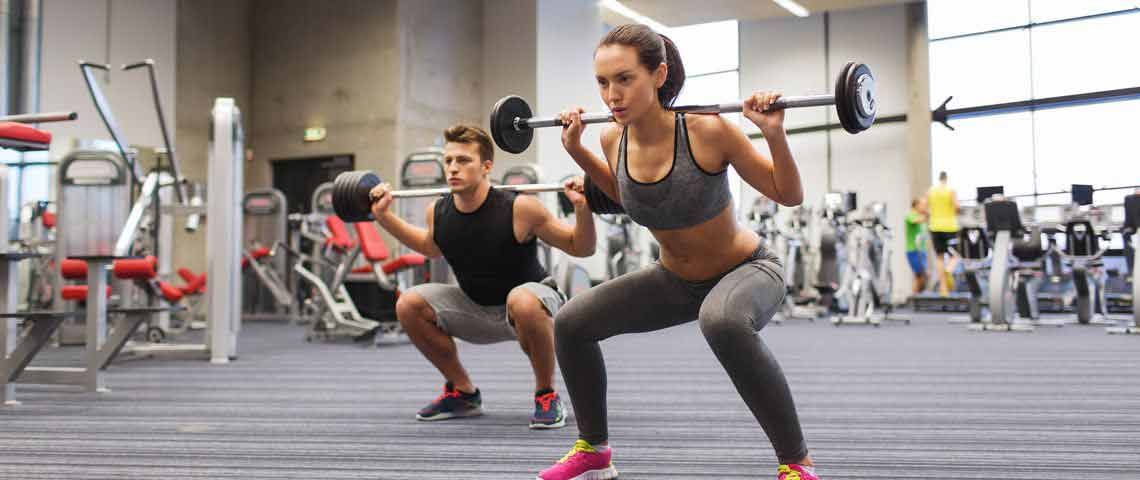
top-left (177, 268), bottom-right (207, 294)
top-left (60, 285), bottom-right (111, 301)
top-left (382, 254), bottom-right (427, 274)
top-left (113, 256), bottom-right (158, 280)
top-left (156, 281), bottom-right (185, 302)
top-left (60, 258), bottom-right (88, 279)
top-left (353, 222), bottom-right (391, 262)
top-left (0, 122), bottom-right (51, 144)
top-left (325, 216), bottom-right (356, 252)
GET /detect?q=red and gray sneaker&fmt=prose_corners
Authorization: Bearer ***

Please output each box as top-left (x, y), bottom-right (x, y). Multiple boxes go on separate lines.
top-left (530, 391), bottom-right (566, 429)
top-left (778, 464), bottom-right (820, 480)
top-left (415, 382), bottom-right (483, 421)
top-left (537, 439), bottom-right (617, 480)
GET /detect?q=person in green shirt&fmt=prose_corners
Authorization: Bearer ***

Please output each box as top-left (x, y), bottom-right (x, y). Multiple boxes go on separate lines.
top-left (905, 197), bottom-right (928, 293)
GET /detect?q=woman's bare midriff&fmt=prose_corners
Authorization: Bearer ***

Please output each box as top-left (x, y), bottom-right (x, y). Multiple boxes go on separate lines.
top-left (652, 207), bottom-right (761, 281)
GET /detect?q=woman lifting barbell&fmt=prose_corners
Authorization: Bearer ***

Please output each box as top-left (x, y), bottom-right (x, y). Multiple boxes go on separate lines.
top-left (536, 24), bottom-right (824, 480)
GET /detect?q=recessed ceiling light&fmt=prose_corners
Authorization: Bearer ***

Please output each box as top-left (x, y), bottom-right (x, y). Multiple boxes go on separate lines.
top-left (598, 0), bottom-right (671, 32)
top-left (773, 0), bottom-right (810, 17)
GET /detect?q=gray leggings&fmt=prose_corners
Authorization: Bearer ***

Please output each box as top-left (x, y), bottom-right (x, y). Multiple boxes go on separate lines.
top-left (554, 246), bottom-right (808, 463)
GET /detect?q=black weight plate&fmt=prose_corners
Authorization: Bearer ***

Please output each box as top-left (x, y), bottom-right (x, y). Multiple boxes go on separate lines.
top-left (330, 171), bottom-right (347, 219)
top-left (556, 174), bottom-right (577, 217)
top-left (557, 191), bottom-right (574, 216)
top-left (353, 172), bottom-right (382, 222)
top-left (331, 171), bottom-right (358, 221)
top-left (355, 172), bottom-right (383, 221)
top-left (490, 95), bottom-right (535, 154)
top-left (343, 171), bottom-right (365, 220)
top-left (583, 175), bottom-right (624, 215)
top-left (846, 63), bottom-right (876, 133)
top-left (583, 175), bottom-right (601, 213)
top-left (833, 62), bottom-right (857, 135)
top-left (333, 170), bottom-right (373, 222)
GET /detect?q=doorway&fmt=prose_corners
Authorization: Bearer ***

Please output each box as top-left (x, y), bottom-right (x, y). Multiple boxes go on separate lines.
top-left (271, 154), bottom-right (354, 214)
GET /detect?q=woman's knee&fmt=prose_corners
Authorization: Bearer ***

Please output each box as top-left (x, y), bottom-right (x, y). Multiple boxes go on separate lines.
top-left (700, 272), bottom-right (783, 338)
top-left (698, 300), bottom-right (755, 342)
top-left (553, 296), bottom-right (598, 341)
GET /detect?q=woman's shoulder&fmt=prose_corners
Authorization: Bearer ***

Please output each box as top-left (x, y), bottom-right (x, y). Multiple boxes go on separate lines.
top-left (681, 112), bottom-right (733, 143)
top-left (600, 123), bottom-right (623, 147)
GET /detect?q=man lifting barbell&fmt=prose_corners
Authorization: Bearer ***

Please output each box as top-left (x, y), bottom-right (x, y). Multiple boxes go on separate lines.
top-left (529, 24), bottom-right (874, 480)
top-left (338, 125), bottom-right (596, 430)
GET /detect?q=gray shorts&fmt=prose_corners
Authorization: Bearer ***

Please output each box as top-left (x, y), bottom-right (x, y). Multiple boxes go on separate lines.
top-left (404, 279), bottom-right (565, 344)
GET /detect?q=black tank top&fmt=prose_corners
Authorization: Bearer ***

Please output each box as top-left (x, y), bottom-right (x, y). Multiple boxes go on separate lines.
top-left (433, 187), bottom-right (547, 305)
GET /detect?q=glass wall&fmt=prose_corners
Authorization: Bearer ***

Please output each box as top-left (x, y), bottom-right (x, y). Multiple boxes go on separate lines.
top-left (928, 1), bottom-right (1140, 206)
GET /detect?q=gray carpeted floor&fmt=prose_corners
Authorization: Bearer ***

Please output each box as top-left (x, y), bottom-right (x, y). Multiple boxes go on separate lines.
top-left (2, 312), bottom-right (1138, 479)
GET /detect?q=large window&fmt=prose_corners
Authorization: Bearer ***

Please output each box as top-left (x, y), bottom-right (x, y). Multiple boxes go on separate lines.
top-left (928, 1), bottom-right (1140, 205)
top-left (929, 30), bottom-right (1031, 109)
top-left (1030, 13), bottom-right (1140, 98)
top-left (927, 0), bottom-right (1030, 39)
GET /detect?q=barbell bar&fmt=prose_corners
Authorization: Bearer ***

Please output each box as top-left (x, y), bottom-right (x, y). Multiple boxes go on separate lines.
top-left (491, 61), bottom-right (876, 154)
top-left (330, 170), bottom-right (624, 222)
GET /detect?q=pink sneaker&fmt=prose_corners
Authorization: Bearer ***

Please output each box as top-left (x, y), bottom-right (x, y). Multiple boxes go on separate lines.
top-left (536, 439), bottom-right (618, 480)
top-left (778, 464), bottom-right (820, 480)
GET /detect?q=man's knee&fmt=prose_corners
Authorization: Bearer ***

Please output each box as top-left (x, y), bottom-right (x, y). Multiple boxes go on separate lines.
top-left (507, 288), bottom-right (550, 330)
top-left (396, 291), bottom-right (435, 327)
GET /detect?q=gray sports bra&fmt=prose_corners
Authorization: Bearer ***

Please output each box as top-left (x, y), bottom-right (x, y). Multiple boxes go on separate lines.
top-left (615, 112), bottom-right (732, 230)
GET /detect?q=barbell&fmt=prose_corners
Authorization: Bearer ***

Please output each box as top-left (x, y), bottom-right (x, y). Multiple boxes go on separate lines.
top-left (331, 170), bottom-right (624, 222)
top-left (490, 62), bottom-right (876, 154)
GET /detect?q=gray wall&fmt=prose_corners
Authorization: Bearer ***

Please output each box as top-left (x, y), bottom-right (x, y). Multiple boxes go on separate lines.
top-left (174, 0), bottom-right (254, 275)
top-left (40, 0), bottom-right (177, 147)
top-left (740, 3), bottom-right (929, 300)
top-left (248, 0), bottom-right (400, 189)
top-left (395, 0), bottom-right (484, 174)
top-left (245, 0), bottom-right (485, 190)
top-left (29, 0), bottom-right (934, 292)
top-left (534, 0), bottom-right (605, 183)
top-left (482, 0), bottom-right (537, 175)
top-left (535, 0), bottom-right (609, 276)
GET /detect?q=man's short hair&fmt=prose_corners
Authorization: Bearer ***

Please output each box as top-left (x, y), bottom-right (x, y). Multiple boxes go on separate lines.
top-left (444, 124), bottom-right (494, 163)
top-left (938, 171), bottom-right (948, 181)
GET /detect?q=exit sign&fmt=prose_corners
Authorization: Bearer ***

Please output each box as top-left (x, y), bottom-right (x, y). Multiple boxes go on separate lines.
top-left (304, 127), bottom-right (327, 142)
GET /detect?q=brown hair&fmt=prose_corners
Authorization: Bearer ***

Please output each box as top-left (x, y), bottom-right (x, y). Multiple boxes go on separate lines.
top-left (443, 124), bottom-right (494, 163)
top-left (598, 24), bottom-right (685, 108)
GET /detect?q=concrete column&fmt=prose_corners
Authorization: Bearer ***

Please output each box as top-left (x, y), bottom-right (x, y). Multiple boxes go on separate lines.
top-left (906, 2), bottom-right (932, 197)
top-left (395, 0), bottom-right (484, 178)
top-left (482, 0), bottom-right (538, 176)
top-left (535, 0), bottom-right (607, 278)
top-left (174, 0), bottom-right (253, 276)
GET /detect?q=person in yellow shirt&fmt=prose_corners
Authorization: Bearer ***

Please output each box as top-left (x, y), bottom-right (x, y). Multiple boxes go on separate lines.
top-left (927, 171), bottom-right (960, 296)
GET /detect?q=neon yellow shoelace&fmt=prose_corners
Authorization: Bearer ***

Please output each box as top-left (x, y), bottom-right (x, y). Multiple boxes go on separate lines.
top-left (558, 439), bottom-right (597, 463)
top-left (778, 464), bottom-right (802, 480)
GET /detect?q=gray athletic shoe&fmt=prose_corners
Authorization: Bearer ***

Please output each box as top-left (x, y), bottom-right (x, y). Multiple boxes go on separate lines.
top-left (530, 391), bottom-right (566, 429)
top-left (416, 382), bottom-right (483, 421)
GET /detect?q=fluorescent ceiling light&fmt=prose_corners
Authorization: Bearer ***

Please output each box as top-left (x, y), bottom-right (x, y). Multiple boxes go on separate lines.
top-left (773, 0), bottom-right (810, 17)
top-left (598, 0), bottom-right (671, 32)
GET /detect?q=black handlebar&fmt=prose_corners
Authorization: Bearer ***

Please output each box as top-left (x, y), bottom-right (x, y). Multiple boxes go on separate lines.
top-left (122, 60), bottom-right (154, 70)
top-left (78, 61), bottom-right (109, 71)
